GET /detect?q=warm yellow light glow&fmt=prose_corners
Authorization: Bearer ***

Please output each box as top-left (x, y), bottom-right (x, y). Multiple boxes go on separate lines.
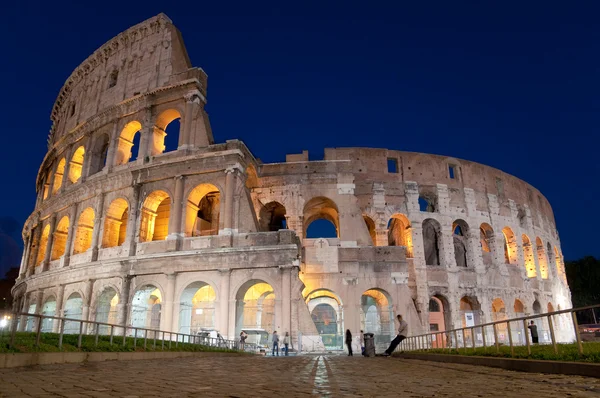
top-left (73, 207), bottom-right (95, 254)
top-left (52, 158), bottom-right (66, 194)
top-left (68, 146), bottom-right (85, 183)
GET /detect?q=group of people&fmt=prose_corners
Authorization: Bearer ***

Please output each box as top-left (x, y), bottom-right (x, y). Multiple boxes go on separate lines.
top-left (345, 314), bottom-right (408, 357)
top-left (239, 330), bottom-right (290, 356)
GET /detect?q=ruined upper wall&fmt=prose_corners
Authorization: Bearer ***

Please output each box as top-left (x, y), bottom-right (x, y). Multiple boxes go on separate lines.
top-left (48, 14), bottom-right (194, 147)
top-left (264, 147), bottom-right (556, 228)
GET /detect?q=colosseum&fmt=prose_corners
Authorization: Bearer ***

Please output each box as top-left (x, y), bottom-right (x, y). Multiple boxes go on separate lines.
top-left (12, 14), bottom-right (574, 352)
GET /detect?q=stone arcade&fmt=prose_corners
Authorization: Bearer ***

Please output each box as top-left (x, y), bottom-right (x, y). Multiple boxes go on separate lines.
top-left (12, 14), bottom-right (574, 352)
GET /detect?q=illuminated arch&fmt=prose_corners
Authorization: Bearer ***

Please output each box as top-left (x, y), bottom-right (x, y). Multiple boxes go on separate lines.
top-left (480, 223), bottom-right (495, 266)
top-left (185, 183), bottom-right (221, 237)
top-left (536, 237), bottom-right (548, 279)
top-left (178, 281), bottom-right (217, 334)
top-left (52, 158), bottom-right (66, 194)
top-left (363, 215), bottom-right (376, 245)
top-left (102, 198), bottom-right (129, 248)
top-left (502, 227), bottom-right (518, 264)
top-left (153, 109), bottom-right (182, 155)
top-left (50, 216), bottom-right (70, 261)
top-left (130, 285), bottom-right (162, 330)
top-left (388, 214), bottom-right (412, 257)
top-left (522, 234), bottom-right (536, 277)
top-left (73, 207), bottom-right (95, 254)
top-left (35, 224), bottom-right (51, 266)
top-left (115, 121), bottom-right (142, 165)
top-left (68, 146), bottom-right (85, 183)
top-left (140, 190), bottom-right (171, 242)
top-left (235, 280), bottom-right (276, 335)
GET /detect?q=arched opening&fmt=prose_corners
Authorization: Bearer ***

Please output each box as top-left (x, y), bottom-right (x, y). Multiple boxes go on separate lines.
top-left (185, 184), bottom-right (220, 237)
top-left (73, 208), bottom-right (95, 254)
top-left (245, 165), bottom-right (259, 189)
top-left (102, 198), bottom-right (129, 248)
top-left (153, 109), bottom-right (182, 155)
top-left (140, 191), bottom-right (171, 242)
top-left (26, 302), bottom-right (37, 332)
top-left (235, 281), bottom-right (275, 346)
top-left (36, 225), bottom-right (51, 267)
top-left (361, 289), bottom-right (394, 349)
top-left (303, 197), bottom-right (339, 239)
top-left (115, 121), bottom-right (142, 165)
top-left (502, 227), bottom-right (518, 264)
top-left (41, 297), bottom-right (56, 332)
top-left (130, 285), bottom-right (162, 331)
top-left (95, 288), bottom-right (119, 334)
top-left (522, 234), bottom-right (536, 277)
top-left (429, 295), bottom-right (450, 348)
top-left (388, 214), bottom-right (413, 257)
top-left (531, 300), bottom-right (544, 342)
top-left (43, 170), bottom-right (53, 200)
top-left (480, 223), bottom-right (495, 266)
top-left (52, 158), bottom-right (66, 194)
top-left (460, 296), bottom-right (482, 346)
top-left (306, 289), bottom-right (343, 349)
top-left (89, 133), bottom-right (110, 176)
top-left (422, 218), bottom-right (441, 266)
top-left (178, 282), bottom-right (217, 334)
top-left (68, 146), bottom-right (85, 183)
top-left (491, 298), bottom-right (507, 344)
top-left (452, 219), bottom-right (469, 267)
top-left (363, 215), bottom-right (376, 245)
top-left (259, 202), bottom-right (287, 232)
top-left (533, 300), bottom-right (542, 314)
top-left (418, 195), bottom-right (436, 212)
top-left (50, 216), bottom-right (70, 261)
top-left (64, 292), bottom-right (83, 334)
top-left (513, 299), bottom-right (527, 344)
top-left (536, 237), bottom-right (548, 279)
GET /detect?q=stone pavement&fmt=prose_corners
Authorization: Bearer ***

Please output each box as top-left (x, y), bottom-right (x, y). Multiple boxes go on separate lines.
top-left (0, 354), bottom-right (599, 397)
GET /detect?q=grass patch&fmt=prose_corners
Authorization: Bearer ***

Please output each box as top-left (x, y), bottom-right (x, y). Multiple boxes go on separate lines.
top-left (0, 332), bottom-right (244, 355)
top-left (394, 342), bottom-right (600, 363)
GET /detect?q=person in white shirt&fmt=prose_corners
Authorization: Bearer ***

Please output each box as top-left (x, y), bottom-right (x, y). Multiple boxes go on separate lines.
top-left (383, 314), bottom-right (408, 356)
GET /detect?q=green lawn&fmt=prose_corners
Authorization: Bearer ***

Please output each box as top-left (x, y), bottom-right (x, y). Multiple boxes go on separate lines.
top-left (0, 332), bottom-right (244, 354)
top-left (395, 342), bottom-right (600, 363)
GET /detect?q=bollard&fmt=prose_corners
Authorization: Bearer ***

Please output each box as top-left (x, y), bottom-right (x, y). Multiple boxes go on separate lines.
top-left (571, 311), bottom-right (583, 355)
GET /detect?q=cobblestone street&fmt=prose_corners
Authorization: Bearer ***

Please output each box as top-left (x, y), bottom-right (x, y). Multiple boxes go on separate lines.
top-left (0, 355), bottom-right (599, 397)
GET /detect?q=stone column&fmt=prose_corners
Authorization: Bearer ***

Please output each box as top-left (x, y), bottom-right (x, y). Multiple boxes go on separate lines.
top-left (409, 221), bottom-right (429, 328)
top-left (27, 224), bottom-right (42, 277)
top-left (218, 269), bottom-right (231, 339)
top-left (127, 184), bottom-right (142, 256)
top-left (19, 234), bottom-right (32, 278)
top-left (138, 108), bottom-right (152, 164)
top-left (119, 276), bottom-right (133, 332)
top-left (18, 292), bottom-right (30, 332)
top-left (161, 273), bottom-right (177, 332)
top-left (43, 215), bottom-right (57, 271)
top-left (167, 176), bottom-right (185, 246)
top-left (33, 291), bottom-right (44, 332)
top-left (104, 124), bottom-right (119, 173)
top-left (221, 168), bottom-right (236, 235)
top-left (81, 279), bottom-right (95, 333)
top-left (180, 99), bottom-right (194, 149)
top-left (53, 285), bottom-right (65, 333)
top-left (440, 223), bottom-right (456, 269)
top-left (61, 205), bottom-right (78, 267)
top-left (90, 193), bottom-right (105, 261)
top-left (467, 229), bottom-right (485, 273)
top-left (280, 265), bottom-right (292, 336)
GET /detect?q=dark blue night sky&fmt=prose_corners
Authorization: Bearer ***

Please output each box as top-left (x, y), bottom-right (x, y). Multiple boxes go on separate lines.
top-left (0, 1), bottom-right (598, 276)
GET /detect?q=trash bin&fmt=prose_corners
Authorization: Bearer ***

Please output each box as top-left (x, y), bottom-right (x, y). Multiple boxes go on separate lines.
top-left (363, 333), bottom-right (375, 357)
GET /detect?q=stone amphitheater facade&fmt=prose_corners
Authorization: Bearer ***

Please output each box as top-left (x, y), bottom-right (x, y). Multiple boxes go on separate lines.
top-left (12, 14), bottom-right (574, 351)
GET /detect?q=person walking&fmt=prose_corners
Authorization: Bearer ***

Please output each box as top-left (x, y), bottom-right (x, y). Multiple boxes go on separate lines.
top-left (283, 332), bottom-right (290, 356)
top-left (383, 314), bottom-right (408, 356)
top-left (272, 331), bottom-right (280, 356)
top-left (345, 329), bottom-right (353, 356)
top-left (360, 330), bottom-right (365, 356)
top-left (528, 321), bottom-right (539, 344)
top-left (240, 330), bottom-right (248, 350)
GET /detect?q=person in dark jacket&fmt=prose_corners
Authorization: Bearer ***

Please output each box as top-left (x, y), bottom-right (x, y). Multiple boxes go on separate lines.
top-left (345, 329), bottom-right (353, 356)
top-left (528, 321), bottom-right (539, 344)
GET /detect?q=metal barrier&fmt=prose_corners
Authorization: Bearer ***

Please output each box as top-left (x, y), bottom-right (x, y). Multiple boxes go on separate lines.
top-left (0, 312), bottom-right (258, 353)
top-left (398, 304), bottom-right (600, 357)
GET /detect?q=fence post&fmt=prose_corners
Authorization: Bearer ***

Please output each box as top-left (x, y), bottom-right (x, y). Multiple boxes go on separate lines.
top-left (548, 315), bottom-right (558, 354)
top-left (9, 312), bottom-right (18, 348)
top-left (133, 328), bottom-right (138, 349)
top-left (471, 327), bottom-right (475, 351)
top-left (506, 321), bottom-right (513, 357)
top-left (462, 329), bottom-right (466, 351)
top-left (523, 319), bottom-right (531, 356)
top-left (162, 332), bottom-right (165, 351)
top-left (571, 311), bottom-right (583, 355)
top-left (153, 330), bottom-right (157, 350)
top-left (123, 327), bottom-right (127, 348)
top-left (77, 321), bottom-right (84, 349)
top-left (58, 319), bottom-right (65, 350)
top-left (144, 329), bottom-right (148, 350)
top-left (35, 315), bottom-right (42, 347)
top-left (110, 325), bottom-right (114, 346)
top-left (481, 326), bottom-right (486, 351)
top-left (169, 332), bottom-right (172, 349)
top-left (493, 323), bottom-right (499, 353)
top-left (453, 330), bottom-right (459, 352)
top-left (94, 323), bottom-right (100, 347)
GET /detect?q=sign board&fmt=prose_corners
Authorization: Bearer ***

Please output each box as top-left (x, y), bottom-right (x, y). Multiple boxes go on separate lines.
top-left (464, 312), bottom-right (475, 327)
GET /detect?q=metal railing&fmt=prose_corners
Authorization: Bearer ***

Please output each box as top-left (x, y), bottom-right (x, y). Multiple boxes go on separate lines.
top-left (399, 304), bottom-right (600, 357)
top-left (0, 312), bottom-right (258, 353)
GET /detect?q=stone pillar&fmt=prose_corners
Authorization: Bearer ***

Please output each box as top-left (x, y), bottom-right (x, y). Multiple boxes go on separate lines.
top-left (221, 167), bottom-right (237, 235)
top-left (104, 124), bottom-right (119, 173)
top-left (280, 265), bottom-right (292, 336)
top-left (138, 108), bottom-right (152, 164)
top-left (127, 184), bottom-right (142, 256)
top-left (409, 221), bottom-right (429, 328)
top-left (90, 193), bottom-right (105, 262)
top-left (18, 292), bottom-right (30, 332)
top-left (161, 273), bottom-right (177, 332)
top-left (167, 175), bottom-right (185, 245)
top-left (19, 234), bottom-right (32, 278)
top-left (119, 276), bottom-right (133, 331)
top-left (27, 224), bottom-right (42, 276)
top-left (180, 98), bottom-right (195, 149)
top-left (61, 205), bottom-right (78, 267)
top-left (440, 223), bottom-right (456, 269)
top-left (42, 216), bottom-right (57, 271)
top-left (53, 285), bottom-right (65, 333)
top-left (81, 279), bottom-right (95, 333)
top-left (33, 291), bottom-right (44, 332)
top-left (218, 269), bottom-right (231, 339)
